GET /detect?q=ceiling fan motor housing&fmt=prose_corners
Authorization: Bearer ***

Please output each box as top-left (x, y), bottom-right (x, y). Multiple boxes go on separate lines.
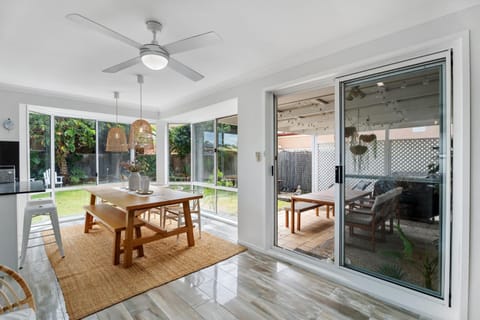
top-left (146, 20), bottom-right (163, 32)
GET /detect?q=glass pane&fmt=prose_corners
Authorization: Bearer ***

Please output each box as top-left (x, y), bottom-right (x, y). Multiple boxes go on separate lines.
top-left (132, 123), bottom-right (157, 182)
top-left (274, 87), bottom-right (336, 261)
top-left (98, 121), bottom-right (130, 184)
top-left (168, 123), bottom-right (191, 182)
top-left (54, 116), bottom-right (96, 186)
top-left (194, 186), bottom-right (216, 213)
top-left (216, 189), bottom-right (238, 221)
top-left (216, 116), bottom-right (238, 188)
top-left (192, 121), bottom-right (214, 183)
top-left (29, 112), bottom-right (51, 184)
top-left (55, 189), bottom-right (91, 218)
top-left (342, 61), bottom-right (446, 297)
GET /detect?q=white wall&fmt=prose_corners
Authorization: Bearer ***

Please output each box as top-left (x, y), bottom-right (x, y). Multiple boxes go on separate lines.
top-left (160, 6), bottom-right (480, 319)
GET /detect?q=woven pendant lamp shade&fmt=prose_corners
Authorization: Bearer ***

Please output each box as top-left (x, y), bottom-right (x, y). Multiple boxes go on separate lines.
top-left (106, 127), bottom-right (128, 152)
top-left (106, 91), bottom-right (128, 152)
top-left (128, 119), bottom-right (154, 154)
top-left (129, 75), bottom-right (155, 154)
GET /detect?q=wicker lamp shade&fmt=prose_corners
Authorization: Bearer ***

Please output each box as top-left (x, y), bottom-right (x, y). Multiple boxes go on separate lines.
top-left (128, 119), bottom-right (154, 154)
top-left (106, 127), bottom-right (128, 152)
top-left (128, 75), bottom-right (155, 154)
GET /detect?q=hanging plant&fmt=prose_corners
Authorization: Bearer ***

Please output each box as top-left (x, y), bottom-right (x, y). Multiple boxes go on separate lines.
top-left (359, 133), bottom-right (377, 158)
top-left (359, 134), bottom-right (376, 143)
top-left (345, 127), bottom-right (357, 138)
top-left (350, 145), bottom-right (368, 155)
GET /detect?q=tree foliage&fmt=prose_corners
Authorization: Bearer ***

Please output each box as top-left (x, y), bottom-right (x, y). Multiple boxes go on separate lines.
top-left (169, 125), bottom-right (191, 158)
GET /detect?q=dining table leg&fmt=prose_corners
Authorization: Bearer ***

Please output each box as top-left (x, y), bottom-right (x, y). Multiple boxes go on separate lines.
top-left (290, 199), bottom-right (295, 234)
top-left (123, 209), bottom-right (135, 268)
top-left (84, 194), bottom-right (96, 233)
top-left (182, 200), bottom-right (195, 247)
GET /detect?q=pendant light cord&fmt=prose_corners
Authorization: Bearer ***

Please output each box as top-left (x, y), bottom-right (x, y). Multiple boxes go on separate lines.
top-left (137, 74), bottom-right (144, 120)
top-left (114, 91), bottom-right (119, 124)
top-left (140, 81), bottom-right (143, 119)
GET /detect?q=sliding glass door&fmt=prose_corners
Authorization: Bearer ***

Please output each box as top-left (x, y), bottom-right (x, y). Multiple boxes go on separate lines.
top-left (338, 54), bottom-right (450, 297)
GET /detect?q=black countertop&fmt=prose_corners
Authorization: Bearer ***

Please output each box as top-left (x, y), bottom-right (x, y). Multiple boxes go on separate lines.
top-left (0, 181), bottom-right (46, 195)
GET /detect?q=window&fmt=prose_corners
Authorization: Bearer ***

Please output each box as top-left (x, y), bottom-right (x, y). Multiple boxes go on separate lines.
top-left (169, 115), bottom-right (238, 221)
top-left (193, 121), bottom-right (215, 183)
top-left (168, 123), bottom-right (191, 182)
top-left (28, 109), bottom-right (156, 219)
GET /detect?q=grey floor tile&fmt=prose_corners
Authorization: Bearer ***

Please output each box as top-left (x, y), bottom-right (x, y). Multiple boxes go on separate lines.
top-left (18, 217), bottom-right (423, 320)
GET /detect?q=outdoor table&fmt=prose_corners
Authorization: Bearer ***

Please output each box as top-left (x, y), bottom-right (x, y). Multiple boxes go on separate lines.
top-left (290, 188), bottom-right (371, 233)
top-left (84, 185), bottom-right (202, 267)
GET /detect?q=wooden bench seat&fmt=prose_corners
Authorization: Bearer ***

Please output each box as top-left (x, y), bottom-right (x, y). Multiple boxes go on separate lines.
top-left (83, 204), bottom-right (145, 265)
top-left (283, 202), bottom-right (324, 231)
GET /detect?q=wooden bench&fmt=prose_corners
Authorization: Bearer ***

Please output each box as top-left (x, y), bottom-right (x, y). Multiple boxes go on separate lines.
top-left (283, 202), bottom-right (324, 231)
top-left (84, 204), bottom-right (145, 265)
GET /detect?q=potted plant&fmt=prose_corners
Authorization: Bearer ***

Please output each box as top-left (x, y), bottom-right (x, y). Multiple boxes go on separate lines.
top-left (121, 160), bottom-right (149, 191)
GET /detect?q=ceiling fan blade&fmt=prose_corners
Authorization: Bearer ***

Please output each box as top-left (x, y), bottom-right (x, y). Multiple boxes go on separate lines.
top-left (66, 13), bottom-right (142, 49)
top-left (168, 58), bottom-right (204, 81)
top-left (102, 57), bottom-right (141, 73)
top-left (164, 31), bottom-right (221, 55)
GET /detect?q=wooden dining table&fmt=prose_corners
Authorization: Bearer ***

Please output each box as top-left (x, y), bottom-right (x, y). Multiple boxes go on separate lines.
top-left (290, 188), bottom-right (371, 233)
top-left (84, 185), bottom-right (202, 267)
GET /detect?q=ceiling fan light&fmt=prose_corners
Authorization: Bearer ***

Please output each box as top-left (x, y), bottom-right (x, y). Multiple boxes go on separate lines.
top-left (141, 53), bottom-right (168, 70)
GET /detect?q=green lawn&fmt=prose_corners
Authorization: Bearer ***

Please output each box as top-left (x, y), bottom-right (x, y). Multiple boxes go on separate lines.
top-left (32, 189), bottom-right (91, 223)
top-left (30, 187), bottom-right (287, 225)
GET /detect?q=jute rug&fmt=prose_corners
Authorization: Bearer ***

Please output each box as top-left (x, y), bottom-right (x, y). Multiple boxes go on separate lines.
top-left (45, 224), bottom-right (246, 320)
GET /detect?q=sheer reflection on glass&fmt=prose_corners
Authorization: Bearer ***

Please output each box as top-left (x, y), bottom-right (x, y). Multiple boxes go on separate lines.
top-left (98, 121), bottom-right (130, 184)
top-left (193, 121), bottom-right (215, 183)
top-left (342, 61), bottom-right (446, 297)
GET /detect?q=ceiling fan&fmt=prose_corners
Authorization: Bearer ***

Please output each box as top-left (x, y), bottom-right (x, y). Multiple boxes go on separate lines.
top-left (66, 13), bottom-right (221, 81)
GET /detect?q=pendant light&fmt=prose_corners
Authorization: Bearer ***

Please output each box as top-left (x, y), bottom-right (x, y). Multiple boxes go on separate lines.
top-left (106, 91), bottom-right (128, 152)
top-left (129, 74), bottom-right (154, 154)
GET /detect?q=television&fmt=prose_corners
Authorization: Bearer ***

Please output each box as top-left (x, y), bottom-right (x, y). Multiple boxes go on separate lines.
top-left (0, 141), bottom-right (19, 181)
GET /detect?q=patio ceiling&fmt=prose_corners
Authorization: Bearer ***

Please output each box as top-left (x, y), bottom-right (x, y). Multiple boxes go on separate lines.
top-left (277, 69), bottom-right (440, 135)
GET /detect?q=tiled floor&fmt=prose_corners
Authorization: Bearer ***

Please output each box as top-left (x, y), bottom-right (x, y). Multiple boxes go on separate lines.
top-left (19, 215), bottom-right (424, 319)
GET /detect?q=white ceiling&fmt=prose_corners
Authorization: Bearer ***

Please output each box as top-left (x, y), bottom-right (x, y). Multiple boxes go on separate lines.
top-left (0, 0), bottom-right (478, 114)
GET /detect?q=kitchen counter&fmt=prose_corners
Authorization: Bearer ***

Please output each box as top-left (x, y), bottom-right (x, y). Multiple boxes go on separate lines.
top-left (0, 181), bottom-right (45, 195)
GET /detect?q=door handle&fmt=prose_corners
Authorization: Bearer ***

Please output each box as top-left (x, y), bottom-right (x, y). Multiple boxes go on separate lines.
top-left (335, 165), bottom-right (343, 184)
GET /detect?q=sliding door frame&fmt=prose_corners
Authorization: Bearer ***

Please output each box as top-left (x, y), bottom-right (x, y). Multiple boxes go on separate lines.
top-left (335, 51), bottom-right (452, 300)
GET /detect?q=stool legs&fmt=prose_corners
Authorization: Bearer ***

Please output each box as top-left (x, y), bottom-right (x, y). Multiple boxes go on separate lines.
top-left (19, 212), bottom-right (33, 269)
top-left (20, 201), bottom-right (65, 269)
top-left (49, 207), bottom-right (65, 257)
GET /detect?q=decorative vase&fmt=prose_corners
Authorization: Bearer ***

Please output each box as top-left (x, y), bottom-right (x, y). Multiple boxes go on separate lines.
top-left (128, 171), bottom-right (141, 191)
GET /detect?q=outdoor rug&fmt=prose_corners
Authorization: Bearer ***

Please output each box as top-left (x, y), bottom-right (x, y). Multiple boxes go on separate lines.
top-left (294, 237), bottom-right (334, 260)
top-left (45, 224), bottom-right (246, 320)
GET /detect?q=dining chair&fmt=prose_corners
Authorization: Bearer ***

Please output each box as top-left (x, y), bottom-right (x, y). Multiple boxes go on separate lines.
top-left (0, 264), bottom-right (36, 318)
top-left (163, 198), bottom-right (202, 239)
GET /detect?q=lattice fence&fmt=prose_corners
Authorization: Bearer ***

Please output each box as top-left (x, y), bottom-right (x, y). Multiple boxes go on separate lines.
top-left (315, 138), bottom-right (438, 191)
top-left (391, 138), bottom-right (438, 174)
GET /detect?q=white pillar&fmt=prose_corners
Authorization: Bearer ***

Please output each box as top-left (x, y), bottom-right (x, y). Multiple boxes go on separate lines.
top-left (156, 120), bottom-right (168, 184)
